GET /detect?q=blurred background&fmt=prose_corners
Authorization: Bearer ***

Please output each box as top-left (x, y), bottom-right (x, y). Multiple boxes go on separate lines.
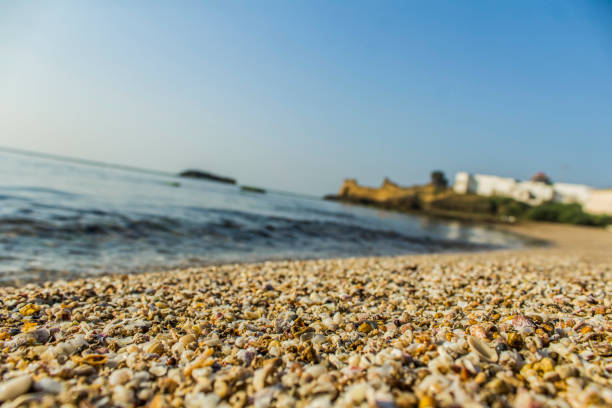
top-left (1, 1), bottom-right (610, 284)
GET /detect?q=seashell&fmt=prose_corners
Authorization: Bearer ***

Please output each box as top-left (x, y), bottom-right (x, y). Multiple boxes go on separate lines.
top-left (418, 395), bottom-right (436, 408)
top-left (321, 318), bottom-right (335, 329)
top-left (507, 332), bottom-right (524, 350)
top-left (358, 322), bottom-right (374, 333)
top-left (171, 341), bottom-right (184, 356)
top-left (303, 364), bottom-right (326, 379)
top-left (184, 350), bottom-right (214, 378)
top-left (149, 394), bottom-right (169, 408)
top-left (485, 378), bottom-right (509, 394)
top-left (77, 354), bottom-right (108, 366)
top-left (149, 365), bottom-right (167, 377)
top-left (33, 378), bottom-right (62, 394)
top-left (592, 343), bottom-right (612, 357)
top-left (228, 391), bottom-right (247, 408)
top-left (203, 334), bottom-right (220, 347)
top-left (146, 340), bottom-right (164, 354)
top-left (467, 336), bottom-right (498, 362)
top-left (511, 315), bottom-right (536, 334)
top-left (213, 379), bottom-right (229, 398)
top-left (533, 357), bottom-right (554, 372)
top-left (116, 337), bottom-right (134, 347)
top-left (300, 331), bottom-right (315, 342)
top-left (22, 321), bottom-right (37, 331)
top-left (253, 358), bottom-right (279, 391)
top-left (69, 335), bottom-right (87, 349)
top-left (185, 393), bottom-right (219, 408)
top-left (137, 388), bottom-right (153, 401)
top-left (112, 385), bottom-right (134, 406)
top-left (74, 365), bottom-right (96, 376)
top-left (468, 325), bottom-right (488, 339)
top-left (30, 328), bottom-right (50, 344)
top-left (132, 371), bottom-right (151, 383)
top-left (19, 304), bottom-right (41, 316)
top-left (237, 348), bottom-right (256, 366)
top-left (555, 364), bottom-right (578, 379)
top-left (345, 383), bottom-right (369, 403)
top-left (0, 375), bottom-right (32, 402)
top-left (109, 368), bottom-right (132, 386)
top-left (179, 334), bottom-right (195, 347)
top-left (396, 392), bottom-right (418, 408)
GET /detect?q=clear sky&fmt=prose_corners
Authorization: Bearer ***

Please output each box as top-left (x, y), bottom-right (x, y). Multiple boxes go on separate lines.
top-left (1, 1), bottom-right (611, 195)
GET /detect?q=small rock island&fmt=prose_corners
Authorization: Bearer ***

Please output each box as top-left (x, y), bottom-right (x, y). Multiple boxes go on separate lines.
top-left (240, 185), bottom-right (266, 194)
top-left (178, 169), bottom-right (236, 185)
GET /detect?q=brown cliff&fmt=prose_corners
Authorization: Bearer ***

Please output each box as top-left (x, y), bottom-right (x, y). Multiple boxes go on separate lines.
top-left (326, 178), bottom-right (454, 212)
top-left (338, 178), bottom-right (411, 202)
top-left (333, 177), bottom-right (449, 203)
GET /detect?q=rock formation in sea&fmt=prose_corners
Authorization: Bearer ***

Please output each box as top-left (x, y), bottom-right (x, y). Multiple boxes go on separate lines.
top-left (178, 170), bottom-right (236, 185)
top-left (325, 177), bottom-right (448, 210)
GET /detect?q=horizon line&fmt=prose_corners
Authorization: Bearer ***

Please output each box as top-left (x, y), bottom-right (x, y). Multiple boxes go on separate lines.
top-left (0, 145), bottom-right (321, 200)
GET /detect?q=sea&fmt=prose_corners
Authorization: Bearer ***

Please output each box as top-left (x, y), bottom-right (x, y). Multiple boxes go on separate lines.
top-left (0, 149), bottom-right (533, 285)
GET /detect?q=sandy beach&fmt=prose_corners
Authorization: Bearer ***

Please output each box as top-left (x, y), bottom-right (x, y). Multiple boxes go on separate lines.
top-left (0, 223), bottom-right (610, 407)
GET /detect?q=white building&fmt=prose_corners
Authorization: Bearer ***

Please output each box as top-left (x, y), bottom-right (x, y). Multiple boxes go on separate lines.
top-left (453, 172), bottom-right (592, 206)
top-left (583, 190), bottom-right (612, 216)
top-left (553, 183), bottom-right (593, 205)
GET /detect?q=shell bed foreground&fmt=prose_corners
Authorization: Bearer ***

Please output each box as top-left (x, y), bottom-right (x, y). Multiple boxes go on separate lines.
top-left (0, 251), bottom-right (610, 408)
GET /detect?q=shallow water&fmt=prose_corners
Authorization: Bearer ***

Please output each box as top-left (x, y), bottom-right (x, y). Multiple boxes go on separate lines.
top-left (0, 150), bottom-right (531, 285)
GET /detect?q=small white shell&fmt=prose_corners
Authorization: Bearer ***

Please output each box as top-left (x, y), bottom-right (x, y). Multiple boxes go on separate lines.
top-left (149, 365), bottom-right (167, 377)
top-left (109, 368), bottom-right (132, 386)
top-left (0, 375), bottom-right (32, 402)
top-left (468, 336), bottom-right (498, 363)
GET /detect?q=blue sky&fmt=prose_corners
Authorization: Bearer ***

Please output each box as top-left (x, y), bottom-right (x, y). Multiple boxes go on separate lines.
top-left (1, 1), bottom-right (611, 195)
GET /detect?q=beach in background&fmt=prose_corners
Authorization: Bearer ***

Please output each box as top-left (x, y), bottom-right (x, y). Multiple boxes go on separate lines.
top-left (0, 149), bottom-right (536, 286)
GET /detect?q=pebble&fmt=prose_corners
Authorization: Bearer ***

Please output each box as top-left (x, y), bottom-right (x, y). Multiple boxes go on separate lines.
top-left (33, 378), bottom-right (62, 394)
top-left (468, 336), bottom-right (498, 362)
top-left (113, 385), bottom-right (134, 406)
top-left (0, 375), bottom-right (32, 402)
top-left (109, 368), bottom-right (132, 386)
top-left (0, 247), bottom-right (609, 407)
top-left (149, 365), bottom-right (168, 377)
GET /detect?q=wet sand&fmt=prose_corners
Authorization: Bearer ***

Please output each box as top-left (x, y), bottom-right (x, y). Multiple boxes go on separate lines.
top-left (0, 223), bottom-right (610, 407)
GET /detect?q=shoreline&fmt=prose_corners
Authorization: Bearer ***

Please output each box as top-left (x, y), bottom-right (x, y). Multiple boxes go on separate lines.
top-left (0, 223), bottom-right (610, 407)
top-left (0, 219), bottom-right (540, 288)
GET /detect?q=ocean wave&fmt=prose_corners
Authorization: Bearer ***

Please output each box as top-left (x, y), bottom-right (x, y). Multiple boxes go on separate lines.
top-left (0, 208), bottom-right (491, 252)
top-left (0, 151), bottom-right (529, 285)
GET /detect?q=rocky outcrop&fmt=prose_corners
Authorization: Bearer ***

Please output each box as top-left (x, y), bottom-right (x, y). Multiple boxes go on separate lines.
top-left (241, 185), bottom-right (266, 194)
top-left (336, 178), bottom-right (416, 203)
top-left (326, 178), bottom-right (439, 211)
top-left (332, 178), bottom-right (448, 202)
top-left (179, 170), bottom-right (236, 185)
top-left (325, 178), bottom-right (480, 217)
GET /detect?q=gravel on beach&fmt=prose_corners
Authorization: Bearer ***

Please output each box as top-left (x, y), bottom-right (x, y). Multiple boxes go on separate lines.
top-left (0, 224), bottom-right (610, 408)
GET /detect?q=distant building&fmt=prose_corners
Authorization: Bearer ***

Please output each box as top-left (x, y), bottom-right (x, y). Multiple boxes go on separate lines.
top-left (553, 183), bottom-right (593, 205)
top-left (453, 172), bottom-right (593, 206)
top-left (583, 189), bottom-right (612, 216)
top-left (453, 172), bottom-right (557, 205)
top-left (530, 172), bottom-right (552, 184)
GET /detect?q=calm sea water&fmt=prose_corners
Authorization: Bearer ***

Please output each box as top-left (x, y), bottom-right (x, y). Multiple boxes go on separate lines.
top-left (0, 150), bottom-right (531, 285)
